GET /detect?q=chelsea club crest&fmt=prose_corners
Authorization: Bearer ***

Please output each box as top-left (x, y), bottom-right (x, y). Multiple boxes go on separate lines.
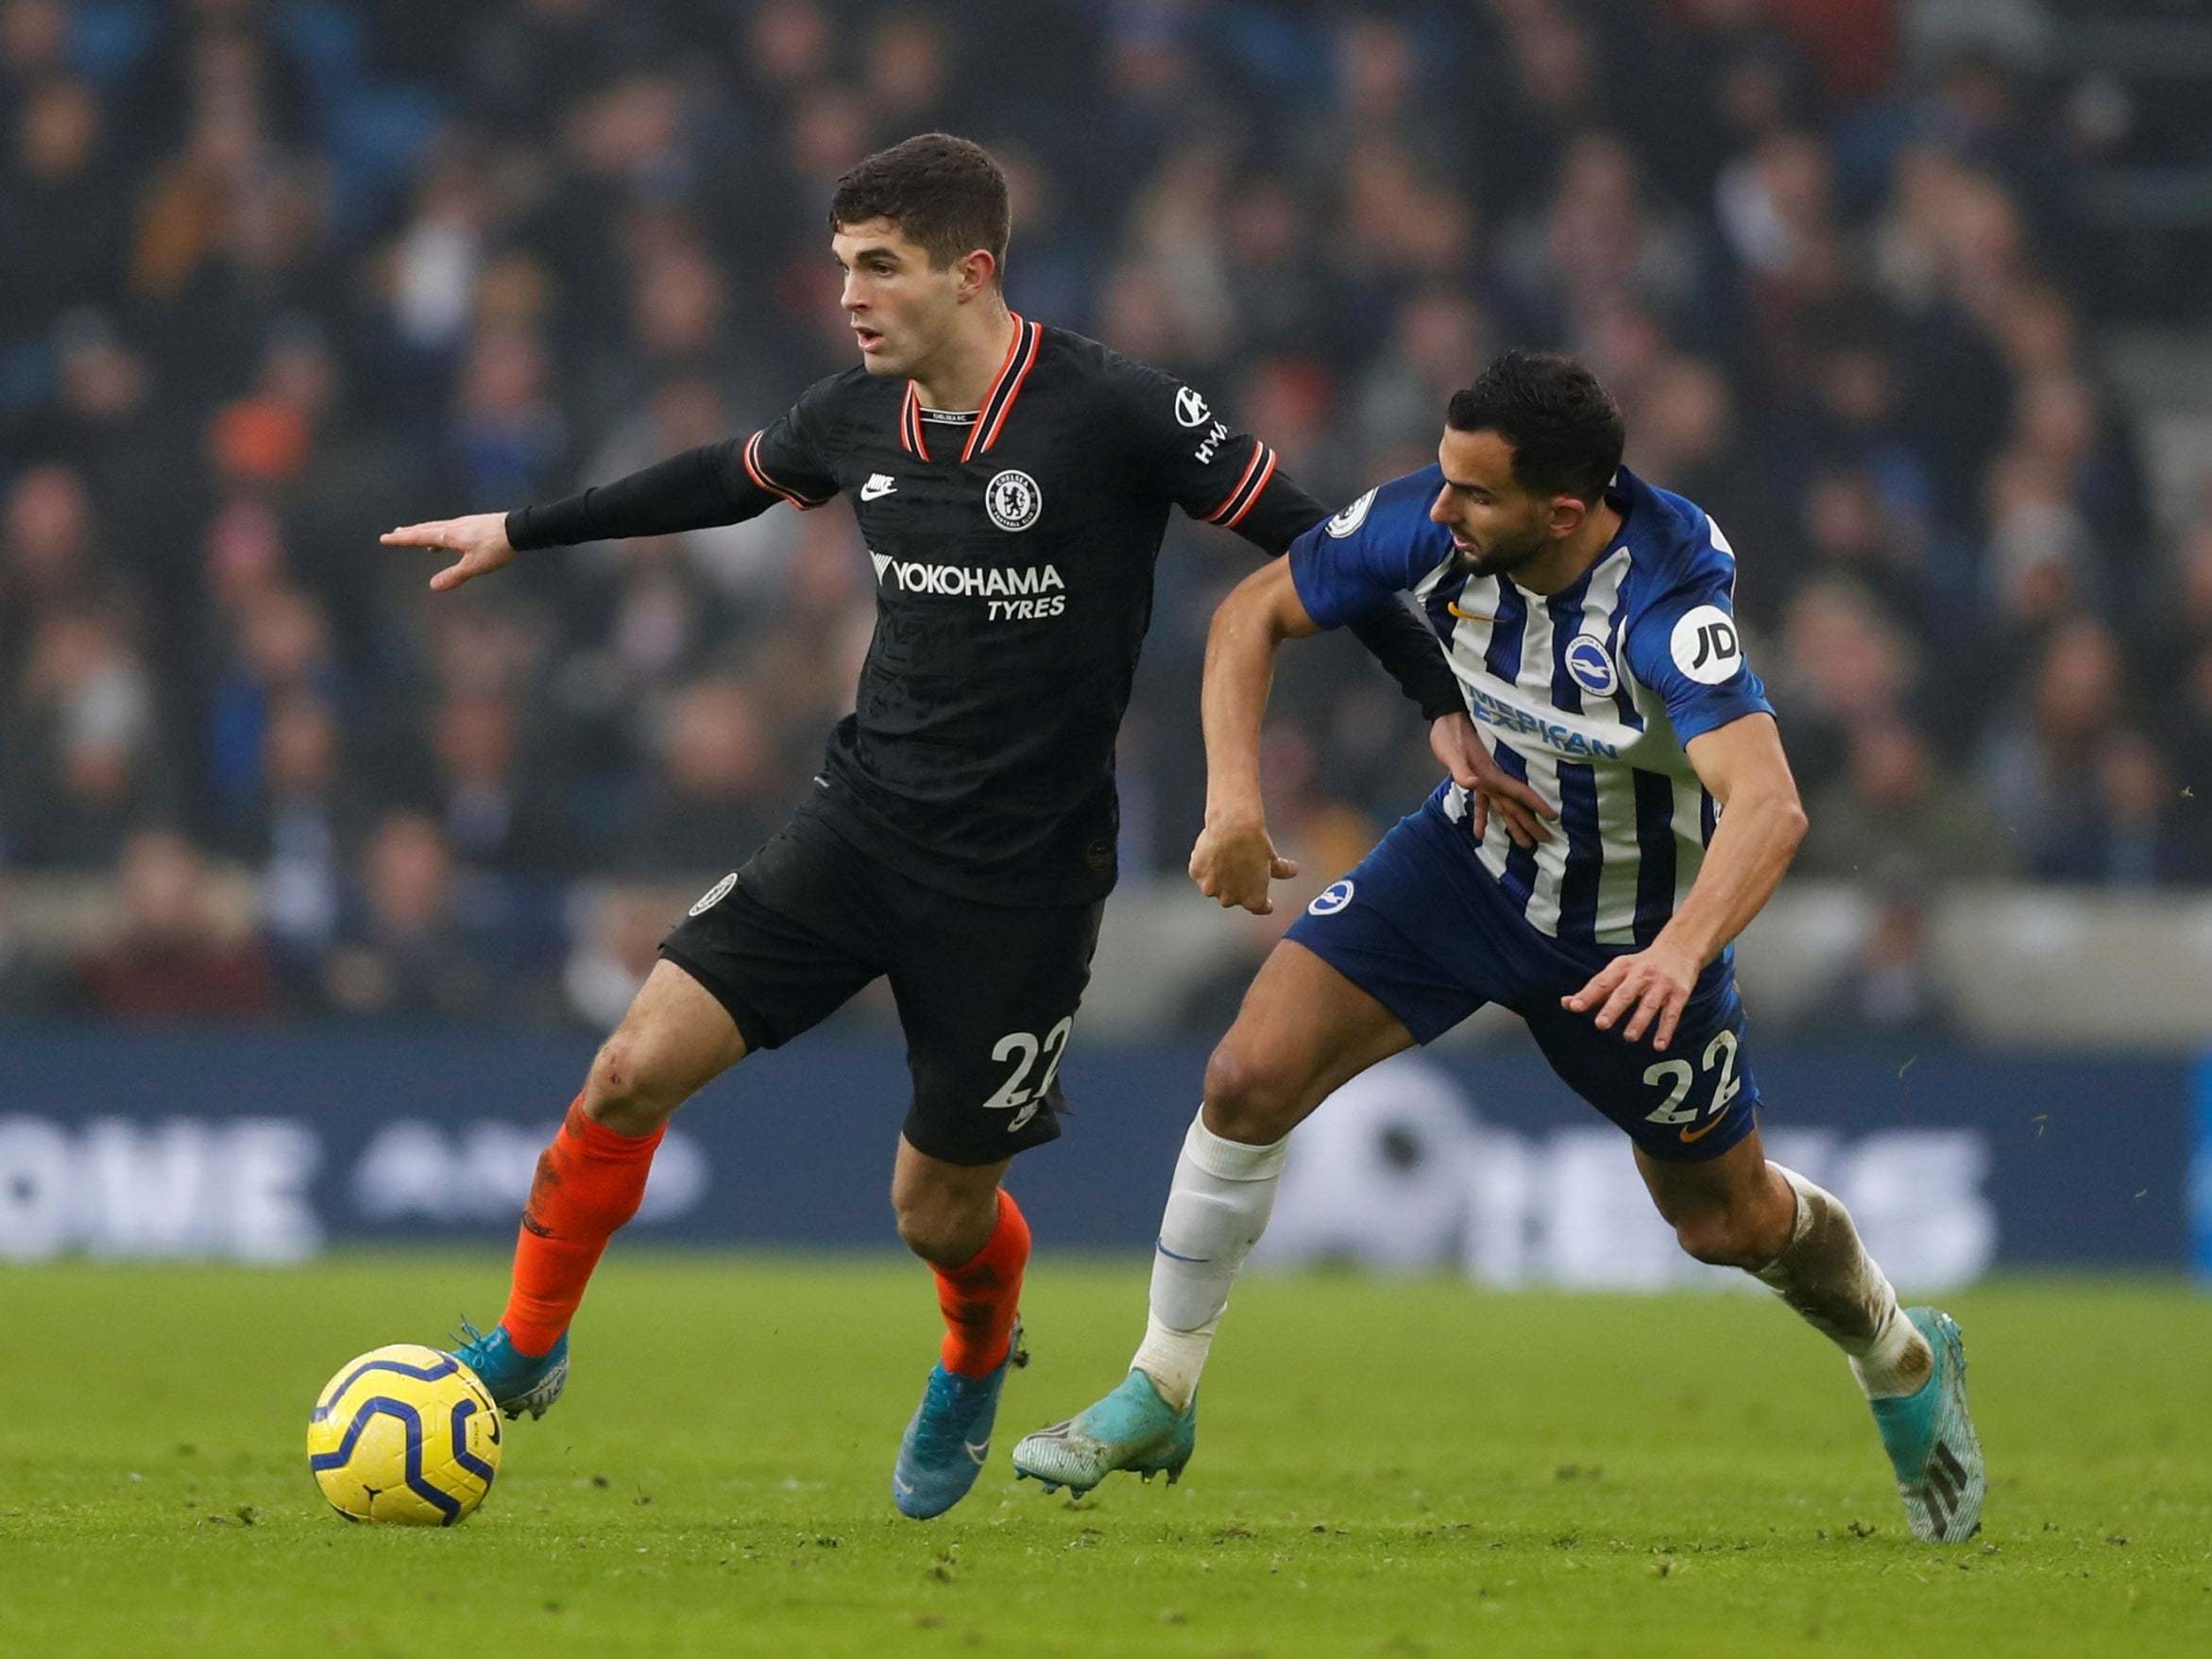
top-left (985, 469), bottom-right (1042, 533)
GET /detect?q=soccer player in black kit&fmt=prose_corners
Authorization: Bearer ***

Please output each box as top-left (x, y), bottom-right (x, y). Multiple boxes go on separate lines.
top-left (383, 134), bottom-right (1516, 1518)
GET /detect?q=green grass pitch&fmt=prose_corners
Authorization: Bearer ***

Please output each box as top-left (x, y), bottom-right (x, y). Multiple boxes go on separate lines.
top-left (5, 1256), bottom-right (2208, 1656)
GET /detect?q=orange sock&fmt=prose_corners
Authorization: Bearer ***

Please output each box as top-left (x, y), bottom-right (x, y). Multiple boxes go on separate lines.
top-left (501, 1096), bottom-right (663, 1357)
top-left (933, 1190), bottom-right (1030, 1377)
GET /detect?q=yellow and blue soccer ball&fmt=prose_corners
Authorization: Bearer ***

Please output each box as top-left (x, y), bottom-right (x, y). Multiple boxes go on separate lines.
top-left (308, 1344), bottom-right (502, 1525)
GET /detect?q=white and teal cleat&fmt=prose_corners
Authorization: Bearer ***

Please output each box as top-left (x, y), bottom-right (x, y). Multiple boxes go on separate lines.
top-left (892, 1321), bottom-right (1029, 1519)
top-left (1012, 1369), bottom-right (1196, 1498)
top-left (448, 1319), bottom-right (569, 1421)
top-left (1868, 1307), bottom-right (1984, 1543)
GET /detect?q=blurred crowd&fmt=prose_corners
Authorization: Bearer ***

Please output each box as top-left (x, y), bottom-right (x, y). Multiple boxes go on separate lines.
top-left (2, 0), bottom-right (2208, 1030)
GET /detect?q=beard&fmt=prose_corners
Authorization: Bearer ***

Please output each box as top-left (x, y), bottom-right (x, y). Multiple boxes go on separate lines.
top-left (1455, 522), bottom-right (1551, 580)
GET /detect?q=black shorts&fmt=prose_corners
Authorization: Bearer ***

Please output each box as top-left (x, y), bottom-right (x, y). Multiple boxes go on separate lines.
top-left (658, 805), bottom-right (1104, 1166)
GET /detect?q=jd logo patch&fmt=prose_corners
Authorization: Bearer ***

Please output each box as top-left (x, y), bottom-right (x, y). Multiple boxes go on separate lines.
top-left (1669, 605), bottom-right (1743, 685)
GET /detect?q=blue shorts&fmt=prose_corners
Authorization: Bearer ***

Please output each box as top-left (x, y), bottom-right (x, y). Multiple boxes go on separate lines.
top-left (1284, 787), bottom-right (1761, 1163)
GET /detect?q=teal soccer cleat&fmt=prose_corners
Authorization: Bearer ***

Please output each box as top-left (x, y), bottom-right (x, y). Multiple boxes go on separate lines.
top-left (448, 1319), bottom-right (569, 1421)
top-left (893, 1322), bottom-right (1029, 1519)
top-left (1868, 1307), bottom-right (1985, 1543)
top-left (1012, 1369), bottom-right (1196, 1498)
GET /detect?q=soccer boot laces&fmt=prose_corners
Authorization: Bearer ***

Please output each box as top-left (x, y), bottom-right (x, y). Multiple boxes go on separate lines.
top-left (448, 1317), bottom-right (570, 1421)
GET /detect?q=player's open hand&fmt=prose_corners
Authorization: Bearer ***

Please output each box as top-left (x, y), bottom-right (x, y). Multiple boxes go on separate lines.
top-left (1429, 713), bottom-right (1557, 848)
top-left (380, 513), bottom-right (518, 593)
top-left (1562, 940), bottom-right (1700, 1050)
top-left (1189, 817), bottom-right (1298, 915)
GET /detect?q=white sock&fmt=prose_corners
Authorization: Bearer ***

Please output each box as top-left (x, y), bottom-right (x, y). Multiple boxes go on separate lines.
top-left (1754, 1164), bottom-right (1931, 1399)
top-left (1129, 1110), bottom-right (1288, 1411)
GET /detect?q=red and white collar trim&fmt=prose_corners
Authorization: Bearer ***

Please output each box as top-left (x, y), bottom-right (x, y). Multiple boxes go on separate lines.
top-left (898, 314), bottom-right (1043, 462)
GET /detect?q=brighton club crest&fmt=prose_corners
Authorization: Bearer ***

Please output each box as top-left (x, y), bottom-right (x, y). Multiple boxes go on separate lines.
top-left (985, 469), bottom-right (1043, 533)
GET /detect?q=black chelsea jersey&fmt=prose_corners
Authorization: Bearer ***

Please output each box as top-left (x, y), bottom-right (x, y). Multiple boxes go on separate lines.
top-left (508, 318), bottom-right (1453, 905)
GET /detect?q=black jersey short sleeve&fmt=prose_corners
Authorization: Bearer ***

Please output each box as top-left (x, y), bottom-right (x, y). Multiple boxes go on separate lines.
top-left (1107, 358), bottom-right (1319, 554)
top-left (504, 382), bottom-right (838, 550)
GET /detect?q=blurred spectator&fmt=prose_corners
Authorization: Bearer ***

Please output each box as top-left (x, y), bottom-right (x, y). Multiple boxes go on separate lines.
top-left (0, 463), bottom-right (128, 677)
top-left (1, 75), bottom-right (129, 344)
top-left (2036, 728), bottom-right (2205, 889)
top-left (1496, 130), bottom-right (1712, 347)
top-left (427, 687), bottom-right (573, 872)
top-left (1770, 576), bottom-right (1919, 798)
top-left (562, 881), bottom-right (672, 1030)
top-left (1980, 618), bottom-right (2130, 873)
top-left (205, 583), bottom-right (345, 821)
top-left (0, 875), bottom-right (64, 1014)
top-left (322, 811), bottom-right (507, 1020)
top-left (1800, 719), bottom-right (2014, 883)
top-left (4, 606), bottom-right (171, 869)
top-left (1351, 285), bottom-right (1491, 460)
top-left (626, 675), bottom-right (784, 875)
top-left (73, 828), bottom-right (282, 1018)
top-left (1795, 866), bottom-right (1959, 1042)
top-left (243, 689), bottom-right (354, 984)
top-left (40, 313), bottom-right (191, 588)
top-left (442, 325), bottom-right (567, 508)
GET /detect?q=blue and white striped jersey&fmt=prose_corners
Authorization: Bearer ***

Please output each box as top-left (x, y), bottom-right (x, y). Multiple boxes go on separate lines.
top-left (1287, 465), bottom-right (1773, 946)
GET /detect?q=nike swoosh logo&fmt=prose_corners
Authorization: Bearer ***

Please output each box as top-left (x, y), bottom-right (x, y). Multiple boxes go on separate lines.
top-left (893, 1474), bottom-right (914, 1496)
top-left (1448, 601), bottom-right (1499, 622)
top-left (1155, 1240), bottom-right (1211, 1263)
top-left (964, 1438), bottom-right (989, 1466)
top-left (860, 477), bottom-right (897, 500)
top-left (1678, 1110), bottom-right (1729, 1143)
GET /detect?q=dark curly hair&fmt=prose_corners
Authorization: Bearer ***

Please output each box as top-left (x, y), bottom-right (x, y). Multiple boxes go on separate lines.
top-left (829, 133), bottom-right (1010, 282)
top-left (1446, 350), bottom-right (1625, 505)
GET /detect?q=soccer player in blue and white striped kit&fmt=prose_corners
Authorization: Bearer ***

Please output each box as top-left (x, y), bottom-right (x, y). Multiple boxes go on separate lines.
top-left (1014, 351), bottom-right (1985, 1543)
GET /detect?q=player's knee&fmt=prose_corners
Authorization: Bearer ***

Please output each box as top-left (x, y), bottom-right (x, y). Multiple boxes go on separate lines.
top-left (890, 1183), bottom-right (992, 1265)
top-left (891, 1202), bottom-right (953, 1263)
top-left (1201, 1041), bottom-right (1302, 1144)
top-left (582, 1034), bottom-right (684, 1136)
top-left (1671, 1206), bottom-right (1772, 1270)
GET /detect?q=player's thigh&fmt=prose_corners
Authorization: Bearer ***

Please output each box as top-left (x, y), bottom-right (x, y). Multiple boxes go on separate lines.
top-left (1201, 940), bottom-right (1419, 1140)
top-left (655, 813), bottom-right (891, 1061)
top-left (886, 896), bottom-right (1102, 1167)
top-left (1268, 805), bottom-right (1495, 1091)
top-left (1521, 966), bottom-right (1762, 1164)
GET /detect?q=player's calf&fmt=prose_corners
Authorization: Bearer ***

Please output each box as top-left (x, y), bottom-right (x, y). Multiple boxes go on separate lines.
top-left (1745, 1164), bottom-right (1982, 1542)
top-left (1666, 1189), bottom-right (1795, 1271)
top-left (893, 1188), bottom-right (1031, 1518)
top-left (1751, 1165), bottom-right (1931, 1395)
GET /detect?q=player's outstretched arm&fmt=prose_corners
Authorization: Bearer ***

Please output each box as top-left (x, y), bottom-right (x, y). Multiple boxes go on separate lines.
top-left (384, 424), bottom-right (826, 591)
top-left (381, 513), bottom-right (518, 593)
top-left (1190, 558), bottom-right (1321, 915)
top-left (1563, 712), bottom-right (1806, 1048)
